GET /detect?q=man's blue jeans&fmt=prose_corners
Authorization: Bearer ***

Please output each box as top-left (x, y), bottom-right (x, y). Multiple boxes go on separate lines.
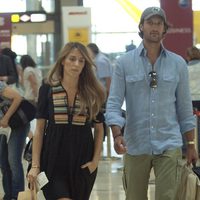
top-left (0, 123), bottom-right (30, 200)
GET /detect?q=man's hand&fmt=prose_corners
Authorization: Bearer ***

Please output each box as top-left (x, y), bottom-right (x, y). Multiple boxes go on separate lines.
top-left (186, 144), bottom-right (198, 165)
top-left (114, 135), bottom-right (127, 154)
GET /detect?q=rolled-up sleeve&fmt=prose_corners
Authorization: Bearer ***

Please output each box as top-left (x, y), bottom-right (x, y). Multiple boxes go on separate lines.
top-left (105, 59), bottom-right (126, 128)
top-left (175, 59), bottom-right (196, 134)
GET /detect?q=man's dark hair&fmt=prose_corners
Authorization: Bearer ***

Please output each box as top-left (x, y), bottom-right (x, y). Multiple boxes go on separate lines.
top-left (87, 43), bottom-right (99, 55)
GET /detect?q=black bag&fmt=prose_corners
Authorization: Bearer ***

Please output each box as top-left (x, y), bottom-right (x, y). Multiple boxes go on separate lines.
top-left (0, 97), bottom-right (36, 129)
top-left (23, 138), bottom-right (33, 162)
top-left (192, 163), bottom-right (200, 180)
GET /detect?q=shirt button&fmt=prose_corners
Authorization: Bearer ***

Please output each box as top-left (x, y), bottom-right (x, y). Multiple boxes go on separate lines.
top-left (151, 126), bottom-right (154, 129)
top-left (152, 100), bottom-right (155, 103)
top-left (152, 113), bottom-right (154, 116)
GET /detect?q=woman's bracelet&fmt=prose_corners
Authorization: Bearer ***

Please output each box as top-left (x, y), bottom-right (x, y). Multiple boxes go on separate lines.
top-left (31, 165), bottom-right (40, 169)
top-left (113, 134), bottom-right (122, 140)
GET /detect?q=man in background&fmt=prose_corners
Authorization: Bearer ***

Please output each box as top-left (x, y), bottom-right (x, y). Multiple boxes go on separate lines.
top-left (87, 43), bottom-right (112, 141)
top-left (87, 43), bottom-right (112, 97)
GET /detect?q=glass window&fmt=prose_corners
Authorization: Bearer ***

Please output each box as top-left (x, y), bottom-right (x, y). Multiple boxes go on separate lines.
top-left (0, 0), bottom-right (55, 13)
top-left (0, 0), bottom-right (26, 12)
top-left (84, 0), bottom-right (160, 53)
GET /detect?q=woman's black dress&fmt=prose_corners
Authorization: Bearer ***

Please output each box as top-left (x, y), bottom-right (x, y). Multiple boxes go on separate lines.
top-left (36, 83), bottom-right (104, 200)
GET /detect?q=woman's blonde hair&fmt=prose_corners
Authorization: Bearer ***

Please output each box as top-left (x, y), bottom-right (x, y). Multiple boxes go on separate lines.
top-left (46, 42), bottom-right (106, 120)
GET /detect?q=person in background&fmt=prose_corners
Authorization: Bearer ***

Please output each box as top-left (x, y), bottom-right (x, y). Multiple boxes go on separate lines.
top-left (27, 42), bottom-right (106, 200)
top-left (186, 46), bottom-right (200, 102)
top-left (87, 43), bottom-right (112, 141)
top-left (186, 46), bottom-right (200, 156)
top-left (0, 81), bottom-right (30, 200)
top-left (0, 53), bottom-right (17, 85)
top-left (87, 43), bottom-right (112, 97)
top-left (105, 7), bottom-right (198, 200)
top-left (1, 48), bottom-right (19, 88)
top-left (125, 40), bottom-right (136, 52)
top-left (20, 55), bottom-right (42, 139)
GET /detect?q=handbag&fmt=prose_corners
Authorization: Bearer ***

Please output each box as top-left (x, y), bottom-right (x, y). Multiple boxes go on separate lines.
top-left (176, 163), bottom-right (200, 200)
top-left (193, 163), bottom-right (200, 180)
top-left (17, 182), bottom-right (37, 200)
top-left (0, 97), bottom-right (36, 129)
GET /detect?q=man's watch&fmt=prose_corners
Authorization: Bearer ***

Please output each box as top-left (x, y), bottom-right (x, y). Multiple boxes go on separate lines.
top-left (187, 141), bottom-right (195, 145)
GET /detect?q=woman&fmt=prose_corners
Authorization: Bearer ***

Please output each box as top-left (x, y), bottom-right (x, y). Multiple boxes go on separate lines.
top-left (20, 55), bottom-right (42, 139)
top-left (0, 81), bottom-right (30, 200)
top-left (20, 54), bottom-right (42, 104)
top-left (28, 42), bottom-right (106, 200)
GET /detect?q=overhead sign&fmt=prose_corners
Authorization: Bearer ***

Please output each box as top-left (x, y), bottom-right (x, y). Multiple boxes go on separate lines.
top-left (62, 7), bottom-right (91, 45)
top-left (68, 27), bottom-right (89, 45)
top-left (11, 13), bottom-right (47, 23)
top-left (0, 13), bottom-right (11, 50)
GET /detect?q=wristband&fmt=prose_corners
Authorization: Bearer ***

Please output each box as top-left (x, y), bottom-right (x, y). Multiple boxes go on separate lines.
top-left (187, 141), bottom-right (195, 145)
top-left (31, 165), bottom-right (40, 169)
top-left (113, 134), bottom-right (122, 140)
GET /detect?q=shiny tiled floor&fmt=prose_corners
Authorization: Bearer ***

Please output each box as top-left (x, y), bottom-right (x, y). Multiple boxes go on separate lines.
top-left (0, 159), bottom-right (155, 200)
top-left (0, 135), bottom-right (156, 200)
top-left (90, 158), bottom-right (155, 200)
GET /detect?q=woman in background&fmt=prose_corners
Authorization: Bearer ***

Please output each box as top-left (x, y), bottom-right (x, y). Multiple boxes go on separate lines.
top-left (20, 55), bottom-right (42, 139)
top-left (20, 54), bottom-right (42, 104)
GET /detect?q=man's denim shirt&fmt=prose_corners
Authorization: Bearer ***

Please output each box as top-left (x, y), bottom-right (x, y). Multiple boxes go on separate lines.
top-left (105, 42), bottom-right (195, 155)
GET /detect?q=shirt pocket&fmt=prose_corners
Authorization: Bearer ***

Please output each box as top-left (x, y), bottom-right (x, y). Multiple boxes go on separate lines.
top-left (125, 74), bottom-right (144, 83)
top-left (125, 74), bottom-right (145, 91)
top-left (160, 73), bottom-right (178, 95)
top-left (162, 74), bottom-right (177, 82)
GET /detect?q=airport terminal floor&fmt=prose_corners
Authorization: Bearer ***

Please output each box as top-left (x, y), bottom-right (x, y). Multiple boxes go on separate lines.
top-left (0, 134), bottom-right (198, 200)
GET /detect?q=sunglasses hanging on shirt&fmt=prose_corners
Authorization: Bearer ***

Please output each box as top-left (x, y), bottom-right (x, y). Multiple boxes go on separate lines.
top-left (149, 65), bottom-right (157, 88)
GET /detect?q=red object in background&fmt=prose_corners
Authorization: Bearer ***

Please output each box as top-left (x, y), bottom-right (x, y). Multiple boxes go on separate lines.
top-left (160, 0), bottom-right (193, 60)
top-left (0, 14), bottom-right (11, 51)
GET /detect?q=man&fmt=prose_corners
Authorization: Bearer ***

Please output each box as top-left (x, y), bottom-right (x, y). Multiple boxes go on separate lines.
top-left (186, 46), bottom-right (200, 155)
top-left (105, 7), bottom-right (198, 200)
top-left (87, 43), bottom-right (112, 141)
top-left (125, 40), bottom-right (136, 52)
top-left (87, 43), bottom-right (112, 97)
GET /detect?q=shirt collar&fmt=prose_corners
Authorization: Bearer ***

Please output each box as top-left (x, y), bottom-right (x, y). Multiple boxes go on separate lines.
top-left (138, 42), bottom-right (167, 57)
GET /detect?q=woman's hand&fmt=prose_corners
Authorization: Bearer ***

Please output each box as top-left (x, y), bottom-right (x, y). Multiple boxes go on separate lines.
top-left (81, 160), bottom-right (98, 174)
top-left (27, 167), bottom-right (40, 190)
